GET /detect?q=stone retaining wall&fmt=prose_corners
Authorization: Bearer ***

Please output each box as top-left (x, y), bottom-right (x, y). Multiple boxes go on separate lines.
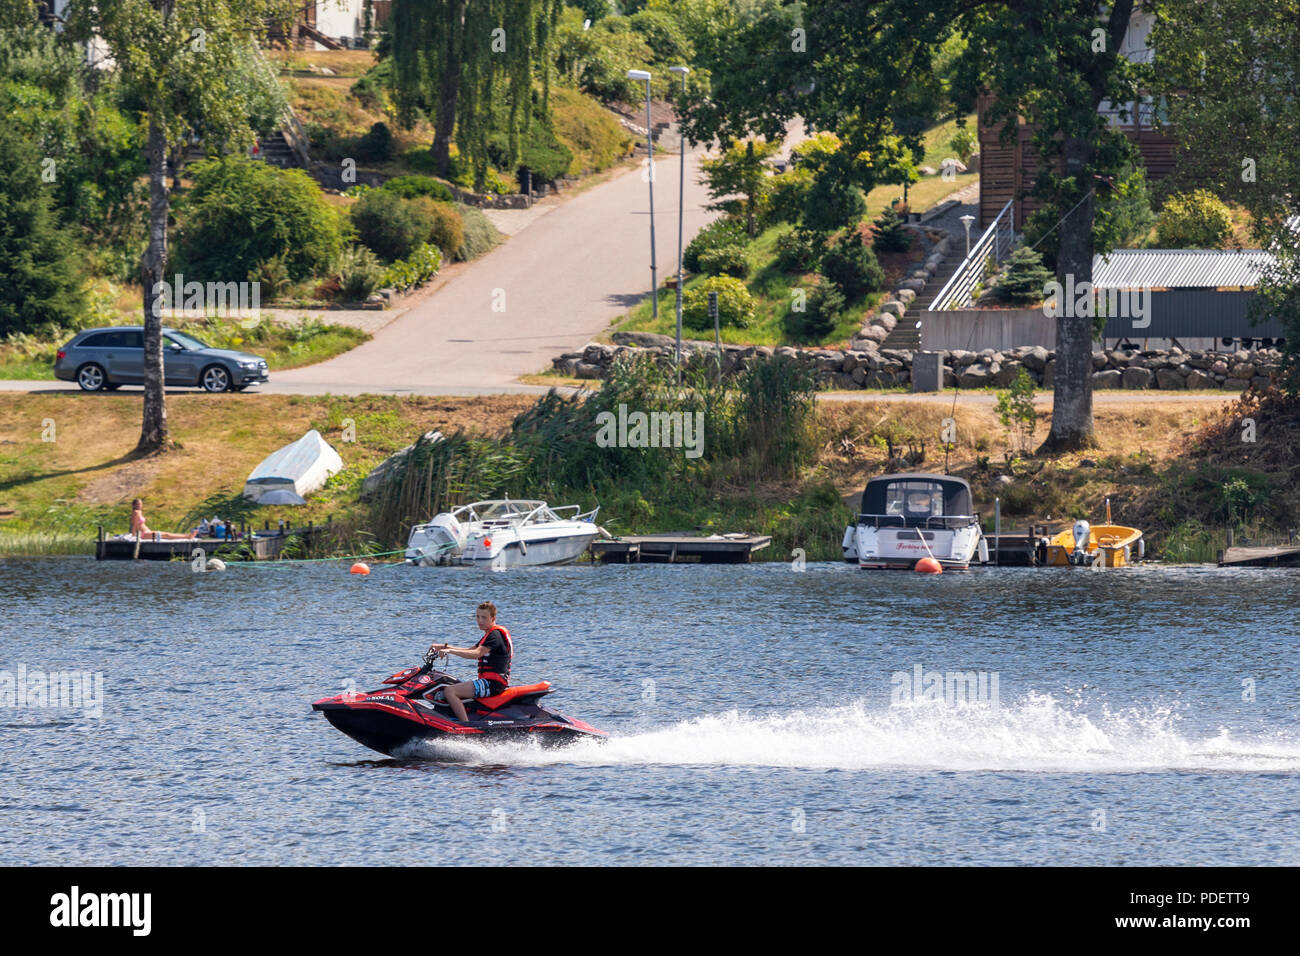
top-left (553, 332), bottom-right (1283, 392)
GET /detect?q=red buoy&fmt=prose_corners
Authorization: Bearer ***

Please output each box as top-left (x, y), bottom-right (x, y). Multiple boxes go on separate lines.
top-left (914, 557), bottom-right (943, 574)
top-left (350, 562), bottom-right (370, 575)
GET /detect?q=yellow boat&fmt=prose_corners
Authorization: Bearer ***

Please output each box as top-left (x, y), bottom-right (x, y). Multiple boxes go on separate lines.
top-left (1044, 499), bottom-right (1144, 567)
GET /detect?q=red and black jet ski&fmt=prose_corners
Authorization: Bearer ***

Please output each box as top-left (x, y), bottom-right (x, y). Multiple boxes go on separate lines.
top-left (312, 649), bottom-right (607, 756)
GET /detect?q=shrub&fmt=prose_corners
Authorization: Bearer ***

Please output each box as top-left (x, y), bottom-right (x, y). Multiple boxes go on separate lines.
top-left (683, 218), bottom-right (746, 273)
top-left (355, 121), bottom-right (395, 162)
top-left (247, 255), bottom-right (292, 299)
top-left (775, 227), bottom-right (822, 272)
top-left (379, 175), bottom-right (454, 202)
top-left (784, 277), bottom-right (845, 341)
top-left (550, 86), bottom-right (631, 173)
top-left (820, 233), bottom-right (885, 299)
top-left (697, 243), bottom-right (749, 278)
top-left (872, 207), bottom-right (911, 253)
top-left (352, 189), bottom-right (435, 262)
top-left (454, 203), bottom-right (500, 261)
top-left (175, 157), bottom-right (344, 282)
top-left (1156, 189), bottom-right (1233, 249)
top-left (767, 170), bottom-right (812, 226)
top-left (410, 197), bottom-right (464, 259)
top-left (996, 367), bottom-right (1038, 455)
top-left (992, 246), bottom-right (1053, 304)
top-left (802, 171), bottom-right (866, 234)
top-left (337, 245), bottom-right (386, 301)
top-left (683, 276), bottom-right (754, 331)
top-left (490, 118), bottom-right (574, 185)
top-left (381, 243), bottom-right (443, 292)
top-left (948, 127), bottom-right (976, 164)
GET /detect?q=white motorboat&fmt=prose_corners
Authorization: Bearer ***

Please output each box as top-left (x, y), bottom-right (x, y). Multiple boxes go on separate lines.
top-left (405, 499), bottom-right (600, 568)
top-left (842, 473), bottom-right (987, 570)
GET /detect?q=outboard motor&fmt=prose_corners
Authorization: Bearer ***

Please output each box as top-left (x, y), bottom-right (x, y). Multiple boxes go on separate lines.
top-left (1069, 519), bottom-right (1091, 566)
top-left (427, 512), bottom-right (468, 552)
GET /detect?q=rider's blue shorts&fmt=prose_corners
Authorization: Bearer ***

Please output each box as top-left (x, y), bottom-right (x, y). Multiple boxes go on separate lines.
top-left (472, 678), bottom-right (504, 698)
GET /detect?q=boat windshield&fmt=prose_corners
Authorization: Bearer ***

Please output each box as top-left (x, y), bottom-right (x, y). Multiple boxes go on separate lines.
top-left (458, 500), bottom-right (554, 523)
top-left (885, 482), bottom-right (946, 519)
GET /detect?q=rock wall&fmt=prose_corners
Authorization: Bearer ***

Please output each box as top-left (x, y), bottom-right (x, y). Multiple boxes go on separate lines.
top-left (553, 333), bottom-right (1283, 392)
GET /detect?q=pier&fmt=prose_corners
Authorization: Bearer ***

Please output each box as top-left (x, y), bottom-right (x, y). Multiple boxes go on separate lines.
top-left (1218, 545), bottom-right (1300, 568)
top-left (96, 520), bottom-right (330, 561)
top-left (591, 533), bottom-right (772, 564)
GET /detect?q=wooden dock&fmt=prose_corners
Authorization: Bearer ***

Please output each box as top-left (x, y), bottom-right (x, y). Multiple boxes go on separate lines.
top-left (95, 521), bottom-right (329, 561)
top-left (985, 531), bottom-right (1046, 566)
top-left (591, 533), bottom-right (772, 564)
top-left (1218, 545), bottom-right (1300, 568)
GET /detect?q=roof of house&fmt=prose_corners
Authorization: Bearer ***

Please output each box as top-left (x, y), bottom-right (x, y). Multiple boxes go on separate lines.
top-left (1091, 249), bottom-right (1274, 290)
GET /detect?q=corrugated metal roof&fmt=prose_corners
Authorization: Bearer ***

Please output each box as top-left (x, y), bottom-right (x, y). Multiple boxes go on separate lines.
top-left (1092, 249), bottom-right (1274, 289)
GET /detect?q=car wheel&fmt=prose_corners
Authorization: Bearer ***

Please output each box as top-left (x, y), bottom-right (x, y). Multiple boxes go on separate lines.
top-left (77, 363), bottom-right (107, 391)
top-left (200, 365), bottom-right (232, 392)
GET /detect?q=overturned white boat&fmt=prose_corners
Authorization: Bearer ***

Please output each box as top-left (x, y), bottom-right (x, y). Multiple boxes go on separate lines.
top-left (842, 473), bottom-right (987, 570)
top-left (405, 499), bottom-right (600, 568)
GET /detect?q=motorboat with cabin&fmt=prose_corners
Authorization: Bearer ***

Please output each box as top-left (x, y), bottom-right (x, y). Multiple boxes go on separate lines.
top-left (842, 473), bottom-right (987, 570)
top-left (405, 499), bottom-right (600, 568)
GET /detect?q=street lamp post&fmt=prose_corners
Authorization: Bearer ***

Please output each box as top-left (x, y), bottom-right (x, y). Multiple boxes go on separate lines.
top-left (628, 69), bottom-right (657, 322)
top-left (960, 214), bottom-right (975, 256)
top-left (669, 65), bottom-right (690, 383)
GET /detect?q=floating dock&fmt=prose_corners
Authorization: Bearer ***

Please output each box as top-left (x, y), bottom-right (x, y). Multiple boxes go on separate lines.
top-left (985, 531), bottom-right (1046, 566)
top-left (1218, 545), bottom-right (1300, 568)
top-left (591, 533), bottom-right (772, 564)
top-left (95, 521), bottom-right (329, 561)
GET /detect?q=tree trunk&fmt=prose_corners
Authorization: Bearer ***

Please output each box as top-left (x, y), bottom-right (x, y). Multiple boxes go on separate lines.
top-left (431, 0), bottom-right (466, 177)
top-left (1038, 133), bottom-right (1097, 454)
top-left (137, 115), bottom-right (170, 456)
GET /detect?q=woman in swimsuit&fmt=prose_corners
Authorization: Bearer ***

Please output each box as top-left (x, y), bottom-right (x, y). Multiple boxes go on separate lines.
top-left (130, 498), bottom-right (193, 540)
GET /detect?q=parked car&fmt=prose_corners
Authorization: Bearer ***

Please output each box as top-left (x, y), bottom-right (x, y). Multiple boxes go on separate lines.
top-left (54, 327), bottom-right (270, 392)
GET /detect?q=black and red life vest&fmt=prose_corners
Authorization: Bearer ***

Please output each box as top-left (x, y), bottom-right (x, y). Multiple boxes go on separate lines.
top-left (476, 625), bottom-right (513, 687)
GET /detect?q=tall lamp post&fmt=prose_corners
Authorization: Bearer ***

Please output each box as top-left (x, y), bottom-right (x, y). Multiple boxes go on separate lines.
top-left (668, 65), bottom-right (690, 383)
top-left (627, 69), bottom-right (657, 321)
top-left (960, 214), bottom-right (975, 256)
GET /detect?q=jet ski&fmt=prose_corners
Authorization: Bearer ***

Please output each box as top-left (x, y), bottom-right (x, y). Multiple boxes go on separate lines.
top-left (312, 649), bottom-right (607, 757)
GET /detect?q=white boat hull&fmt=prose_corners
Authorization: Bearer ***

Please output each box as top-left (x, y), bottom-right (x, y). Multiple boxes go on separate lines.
top-left (844, 523), bottom-right (984, 570)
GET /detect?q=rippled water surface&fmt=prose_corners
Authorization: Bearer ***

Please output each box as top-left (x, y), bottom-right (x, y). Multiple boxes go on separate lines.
top-left (2, 557), bottom-right (1297, 865)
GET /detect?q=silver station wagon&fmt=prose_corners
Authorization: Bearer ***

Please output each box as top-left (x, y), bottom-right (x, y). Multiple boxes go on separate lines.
top-left (54, 326), bottom-right (270, 392)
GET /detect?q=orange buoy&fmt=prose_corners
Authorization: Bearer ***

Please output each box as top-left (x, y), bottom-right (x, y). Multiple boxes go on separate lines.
top-left (914, 557), bottom-right (943, 574)
top-left (350, 562), bottom-right (370, 575)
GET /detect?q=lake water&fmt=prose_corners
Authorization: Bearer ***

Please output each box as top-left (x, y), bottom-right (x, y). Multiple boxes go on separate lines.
top-left (2, 557), bottom-right (1297, 866)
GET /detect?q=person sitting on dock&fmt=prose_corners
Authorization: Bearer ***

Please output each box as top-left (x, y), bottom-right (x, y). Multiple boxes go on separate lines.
top-left (428, 601), bottom-right (513, 723)
top-left (130, 498), bottom-right (193, 540)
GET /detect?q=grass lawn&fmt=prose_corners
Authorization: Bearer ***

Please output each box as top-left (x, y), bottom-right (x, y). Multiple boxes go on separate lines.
top-left (0, 318), bottom-right (370, 381)
top-left (609, 223), bottom-right (885, 348)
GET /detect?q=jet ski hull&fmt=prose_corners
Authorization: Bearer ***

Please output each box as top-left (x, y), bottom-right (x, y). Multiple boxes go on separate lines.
top-left (318, 704), bottom-right (604, 757)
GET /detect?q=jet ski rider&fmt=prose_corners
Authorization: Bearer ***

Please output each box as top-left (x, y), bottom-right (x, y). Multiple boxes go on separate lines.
top-left (428, 601), bottom-right (513, 723)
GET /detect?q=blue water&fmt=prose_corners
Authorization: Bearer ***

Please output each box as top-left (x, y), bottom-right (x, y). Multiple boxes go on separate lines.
top-left (1, 557), bottom-right (1297, 865)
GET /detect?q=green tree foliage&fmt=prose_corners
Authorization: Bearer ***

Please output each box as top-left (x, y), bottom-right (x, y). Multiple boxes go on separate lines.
top-left (948, 126), bottom-right (976, 164)
top-left (820, 231), bottom-right (885, 299)
top-left (992, 246), bottom-right (1054, 305)
top-left (683, 275), bottom-right (755, 330)
top-left (1155, 189), bottom-right (1233, 249)
top-left (683, 217), bottom-right (746, 272)
top-left (390, 0), bottom-right (563, 187)
top-left (784, 277), bottom-right (844, 342)
top-left (775, 226), bottom-right (822, 272)
top-left (175, 157), bottom-right (345, 281)
top-left (355, 121), bottom-right (395, 162)
top-left (351, 188), bottom-right (438, 262)
top-left (1153, 0), bottom-right (1300, 391)
top-left (700, 137), bottom-right (779, 237)
top-left (0, 121), bottom-right (87, 336)
top-left (802, 170), bottom-right (866, 235)
top-left (872, 207), bottom-right (911, 253)
top-left (996, 367), bottom-right (1039, 456)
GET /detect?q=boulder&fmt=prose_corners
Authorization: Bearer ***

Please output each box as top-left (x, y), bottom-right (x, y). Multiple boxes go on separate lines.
top-left (1022, 346), bottom-right (1050, 372)
top-left (899, 277), bottom-right (927, 293)
top-left (1093, 369), bottom-right (1122, 389)
top-left (1155, 368), bottom-right (1187, 389)
top-left (1211, 360), bottom-right (1229, 376)
top-left (1223, 377), bottom-right (1251, 390)
top-left (872, 313), bottom-right (898, 333)
top-left (896, 288), bottom-right (918, 305)
top-left (1042, 359), bottom-right (1056, 389)
top-left (880, 300), bottom-right (907, 317)
top-left (995, 361), bottom-right (1024, 386)
top-left (575, 362), bottom-right (605, 380)
top-left (958, 363), bottom-right (994, 388)
top-left (1121, 366), bottom-right (1153, 389)
top-left (1185, 370), bottom-right (1212, 389)
top-left (1251, 375), bottom-right (1272, 390)
top-left (1092, 351), bottom-right (1108, 370)
top-left (858, 324), bottom-right (889, 344)
top-left (1230, 362), bottom-right (1256, 379)
top-left (612, 331), bottom-right (676, 348)
top-left (939, 157), bottom-right (968, 174)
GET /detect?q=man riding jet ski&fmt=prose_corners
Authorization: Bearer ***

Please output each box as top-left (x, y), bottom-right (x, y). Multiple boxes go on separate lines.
top-left (312, 602), bottom-right (606, 756)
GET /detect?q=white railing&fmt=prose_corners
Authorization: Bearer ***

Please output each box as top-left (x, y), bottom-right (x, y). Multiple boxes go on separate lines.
top-left (927, 200), bottom-right (1018, 311)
